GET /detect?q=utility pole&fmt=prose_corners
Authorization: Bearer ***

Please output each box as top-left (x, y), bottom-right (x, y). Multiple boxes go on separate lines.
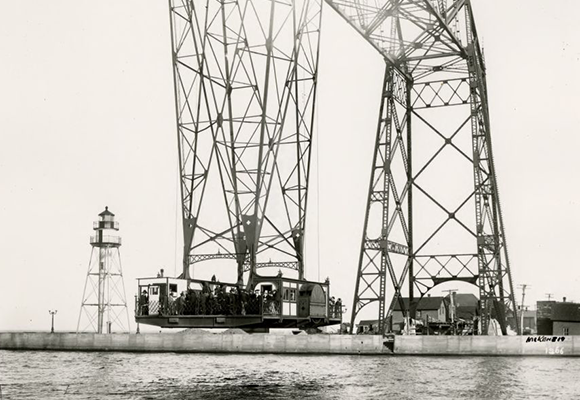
top-left (518, 284), bottom-right (530, 334)
top-left (546, 293), bottom-right (554, 301)
top-left (48, 310), bottom-right (57, 333)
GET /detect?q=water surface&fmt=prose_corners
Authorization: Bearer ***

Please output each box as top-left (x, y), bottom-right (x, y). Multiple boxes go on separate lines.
top-left (0, 350), bottom-right (577, 399)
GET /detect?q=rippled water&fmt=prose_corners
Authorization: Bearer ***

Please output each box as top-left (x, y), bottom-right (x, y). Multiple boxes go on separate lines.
top-left (0, 350), bottom-right (578, 399)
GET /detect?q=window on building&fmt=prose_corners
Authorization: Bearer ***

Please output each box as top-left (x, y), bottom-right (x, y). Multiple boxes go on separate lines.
top-left (563, 327), bottom-right (570, 336)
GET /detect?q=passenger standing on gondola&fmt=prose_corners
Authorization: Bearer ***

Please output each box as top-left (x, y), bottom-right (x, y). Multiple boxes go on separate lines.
top-left (218, 284), bottom-right (227, 314)
top-left (231, 287), bottom-right (241, 315)
top-left (139, 290), bottom-right (149, 316)
top-left (191, 290), bottom-right (199, 314)
top-left (262, 290), bottom-right (268, 313)
top-left (273, 289), bottom-right (281, 314)
top-left (207, 287), bottom-right (217, 315)
top-left (168, 291), bottom-right (178, 314)
top-left (175, 292), bottom-right (186, 315)
top-left (329, 296), bottom-right (336, 318)
top-left (263, 291), bottom-right (268, 314)
top-left (249, 288), bottom-right (255, 314)
top-left (252, 290), bottom-right (260, 314)
top-left (201, 282), bottom-right (210, 314)
top-left (159, 290), bottom-right (168, 315)
top-left (184, 289), bottom-right (195, 315)
top-left (335, 298), bottom-right (342, 318)
top-left (240, 288), bottom-right (248, 315)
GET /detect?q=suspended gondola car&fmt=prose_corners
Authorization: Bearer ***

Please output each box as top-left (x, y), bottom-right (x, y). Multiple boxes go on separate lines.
top-left (135, 274), bottom-right (341, 330)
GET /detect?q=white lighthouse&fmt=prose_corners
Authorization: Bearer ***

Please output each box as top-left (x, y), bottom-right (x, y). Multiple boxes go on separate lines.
top-left (77, 207), bottom-right (130, 333)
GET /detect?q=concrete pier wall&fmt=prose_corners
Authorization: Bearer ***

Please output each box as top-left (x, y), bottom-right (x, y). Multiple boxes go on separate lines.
top-left (2, 333), bottom-right (579, 356)
top-left (0, 332), bottom-right (391, 355)
top-left (394, 335), bottom-right (579, 356)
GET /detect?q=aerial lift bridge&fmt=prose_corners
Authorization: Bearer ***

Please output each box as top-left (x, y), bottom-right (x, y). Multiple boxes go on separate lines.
top-left (135, 0), bottom-right (517, 335)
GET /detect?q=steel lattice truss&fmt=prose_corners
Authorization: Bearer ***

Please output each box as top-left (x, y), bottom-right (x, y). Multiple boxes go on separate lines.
top-left (169, 0), bottom-right (322, 285)
top-left (77, 247), bottom-right (131, 333)
top-left (325, 0), bottom-right (518, 334)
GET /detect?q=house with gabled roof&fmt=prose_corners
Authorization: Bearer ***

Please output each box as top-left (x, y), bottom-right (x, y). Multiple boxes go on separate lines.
top-left (391, 295), bottom-right (447, 329)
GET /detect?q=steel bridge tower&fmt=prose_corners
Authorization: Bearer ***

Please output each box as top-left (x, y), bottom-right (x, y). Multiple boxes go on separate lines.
top-left (325, 0), bottom-right (518, 335)
top-left (77, 207), bottom-right (131, 333)
top-left (168, 0), bottom-right (322, 286)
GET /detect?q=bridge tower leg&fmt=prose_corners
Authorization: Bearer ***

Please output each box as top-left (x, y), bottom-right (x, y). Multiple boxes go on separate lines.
top-left (325, 0), bottom-right (519, 335)
top-left (168, 0), bottom-right (323, 285)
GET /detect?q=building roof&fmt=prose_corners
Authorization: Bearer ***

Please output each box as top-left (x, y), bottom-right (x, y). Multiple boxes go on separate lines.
top-left (551, 302), bottom-right (580, 322)
top-left (99, 206), bottom-right (114, 217)
top-left (446, 293), bottom-right (478, 308)
top-left (442, 293), bottom-right (479, 319)
top-left (393, 296), bottom-right (445, 311)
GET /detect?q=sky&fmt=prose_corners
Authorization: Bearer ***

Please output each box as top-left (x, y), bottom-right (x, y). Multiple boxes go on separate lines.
top-left (1, 1), bottom-right (580, 332)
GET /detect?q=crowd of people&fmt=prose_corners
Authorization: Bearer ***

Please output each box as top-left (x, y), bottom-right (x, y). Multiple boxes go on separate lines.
top-left (329, 296), bottom-right (343, 319)
top-left (137, 280), bottom-right (344, 319)
top-left (138, 283), bottom-right (281, 317)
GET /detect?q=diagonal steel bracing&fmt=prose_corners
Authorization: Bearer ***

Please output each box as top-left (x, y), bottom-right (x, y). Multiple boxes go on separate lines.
top-left (169, 0), bottom-right (322, 286)
top-left (326, 0), bottom-right (518, 335)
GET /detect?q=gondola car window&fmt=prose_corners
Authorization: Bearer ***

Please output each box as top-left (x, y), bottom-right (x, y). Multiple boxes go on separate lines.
top-left (261, 284), bottom-right (273, 293)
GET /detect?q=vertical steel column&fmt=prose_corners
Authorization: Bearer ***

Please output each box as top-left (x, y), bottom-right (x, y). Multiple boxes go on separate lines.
top-left (464, 2), bottom-right (518, 335)
top-left (350, 66), bottom-right (407, 334)
top-left (406, 78), bottom-right (414, 320)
